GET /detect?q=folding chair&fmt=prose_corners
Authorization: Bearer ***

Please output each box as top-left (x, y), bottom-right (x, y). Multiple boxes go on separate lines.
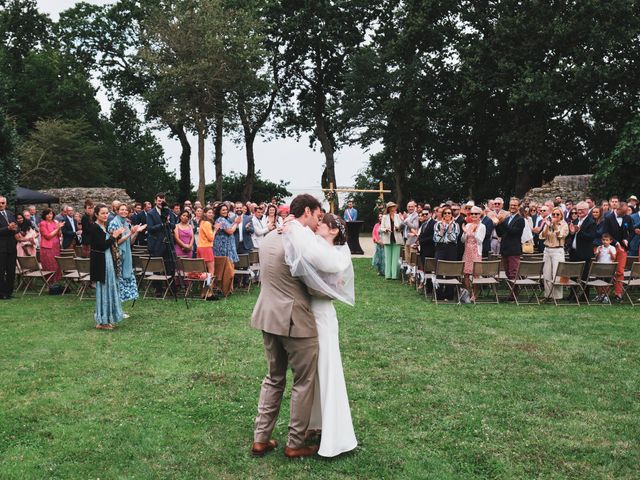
top-left (624, 256), bottom-right (638, 279)
top-left (234, 254), bottom-right (254, 293)
top-left (402, 250), bottom-right (418, 285)
top-left (177, 258), bottom-right (211, 299)
top-left (583, 262), bottom-right (617, 305)
top-left (415, 254), bottom-right (425, 291)
top-left (621, 262), bottom-right (640, 306)
top-left (432, 260), bottom-right (464, 305)
top-left (15, 259), bottom-right (24, 293)
top-left (140, 257), bottom-right (174, 299)
top-left (74, 258), bottom-right (93, 300)
top-left (546, 261), bottom-right (586, 306)
top-left (132, 254), bottom-right (150, 283)
top-left (17, 256), bottom-right (54, 296)
top-left (55, 256), bottom-right (82, 294)
top-left (471, 260), bottom-right (501, 304)
top-left (422, 257), bottom-right (437, 299)
top-left (248, 250), bottom-right (260, 283)
top-left (506, 261), bottom-right (544, 305)
top-left (521, 253), bottom-right (543, 262)
top-left (59, 249), bottom-right (75, 258)
top-left (74, 245), bottom-right (84, 258)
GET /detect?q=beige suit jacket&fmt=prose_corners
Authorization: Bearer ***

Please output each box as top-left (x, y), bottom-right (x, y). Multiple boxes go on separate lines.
top-left (251, 230), bottom-right (316, 338)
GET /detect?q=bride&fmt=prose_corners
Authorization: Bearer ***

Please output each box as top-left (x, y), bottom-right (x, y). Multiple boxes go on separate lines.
top-left (283, 213), bottom-right (357, 458)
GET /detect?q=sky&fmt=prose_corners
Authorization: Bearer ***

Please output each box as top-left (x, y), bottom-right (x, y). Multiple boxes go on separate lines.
top-left (37, 0), bottom-right (379, 199)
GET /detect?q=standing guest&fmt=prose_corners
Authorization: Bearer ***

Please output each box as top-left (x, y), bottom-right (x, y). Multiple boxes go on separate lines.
top-left (277, 205), bottom-right (290, 225)
top-left (380, 202), bottom-right (404, 280)
top-left (39, 208), bottom-right (63, 283)
top-left (88, 204), bottom-right (125, 330)
top-left (170, 203), bottom-right (181, 225)
top-left (15, 213), bottom-right (38, 257)
top-left (629, 207), bottom-right (640, 256)
top-left (265, 204), bottom-right (280, 231)
top-left (590, 207), bottom-right (605, 248)
top-left (183, 199), bottom-right (193, 212)
top-left (567, 201), bottom-right (596, 294)
top-left (174, 210), bottom-right (195, 259)
top-left (607, 196), bottom-right (620, 216)
top-left (603, 201), bottom-right (634, 302)
top-left (418, 209), bottom-right (436, 261)
top-left (433, 206), bottom-right (459, 300)
top-left (520, 205), bottom-right (535, 254)
top-left (371, 213), bottom-right (385, 276)
top-left (0, 195), bottom-right (18, 299)
top-left (540, 207), bottom-right (569, 301)
top-left (108, 200), bottom-right (121, 224)
top-left (494, 198), bottom-right (525, 300)
top-left (490, 197), bottom-right (508, 254)
top-left (402, 200), bottom-right (419, 261)
top-left (251, 206), bottom-right (269, 250)
top-left (214, 203), bottom-right (241, 263)
top-left (533, 205), bottom-right (551, 253)
top-left (452, 203), bottom-right (466, 260)
top-left (55, 205), bottom-right (68, 222)
top-left (600, 200), bottom-right (610, 215)
top-left (109, 204), bottom-right (145, 304)
top-left (234, 203), bottom-right (255, 255)
top-left (480, 205), bottom-right (494, 258)
top-left (343, 200), bottom-right (358, 222)
top-left (197, 207), bottom-right (220, 298)
top-left (61, 206), bottom-right (79, 249)
top-left (461, 207), bottom-right (486, 301)
top-left (27, 205), bottom-right (38, 231)
top-left (146, 193), bottom-right (176, 296)
top-left (627, 195), bottom-right (638, 214)
top-left (80, 200), bottom-right (94, 257)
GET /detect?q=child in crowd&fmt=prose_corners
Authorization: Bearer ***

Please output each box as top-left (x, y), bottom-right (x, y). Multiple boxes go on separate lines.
top-left (594, 232), bottom-right (617, 304)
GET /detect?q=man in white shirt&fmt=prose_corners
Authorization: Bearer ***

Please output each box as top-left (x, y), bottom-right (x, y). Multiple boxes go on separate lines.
top-left (251, 206), bottom-right (269, 249)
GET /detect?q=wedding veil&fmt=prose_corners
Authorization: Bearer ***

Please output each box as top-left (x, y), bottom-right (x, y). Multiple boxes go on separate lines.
top-left (282, 222), bottom-right (355, 306)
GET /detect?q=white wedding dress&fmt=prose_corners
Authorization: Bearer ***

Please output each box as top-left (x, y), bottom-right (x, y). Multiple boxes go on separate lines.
top-left (282, 221), bottom-right (357, 457)
top-left (308, 296), bottom-right (358, 457)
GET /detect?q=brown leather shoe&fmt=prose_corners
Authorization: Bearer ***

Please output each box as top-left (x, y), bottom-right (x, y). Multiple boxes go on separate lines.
top-left (251, 439), bottom-right (278, 457)
top-left (284, 445), bottom-right (319, 458)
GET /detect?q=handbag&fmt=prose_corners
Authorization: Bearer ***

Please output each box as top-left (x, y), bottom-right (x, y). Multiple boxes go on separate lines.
top-left (522, 241), bottom-right (534, 254)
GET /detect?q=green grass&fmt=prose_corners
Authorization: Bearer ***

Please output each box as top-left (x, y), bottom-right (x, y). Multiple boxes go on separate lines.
top-left (1, 259), bottom-right (639, 479)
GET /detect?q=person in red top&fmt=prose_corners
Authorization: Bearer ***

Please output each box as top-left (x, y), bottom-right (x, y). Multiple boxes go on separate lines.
top-left (39, 208), bottom-right (63, 283)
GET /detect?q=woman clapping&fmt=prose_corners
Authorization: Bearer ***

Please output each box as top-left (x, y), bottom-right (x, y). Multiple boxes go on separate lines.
top-left (109, 204), bottom-right (145, 304)
top-left (540, 207), bottom-right (569, 300)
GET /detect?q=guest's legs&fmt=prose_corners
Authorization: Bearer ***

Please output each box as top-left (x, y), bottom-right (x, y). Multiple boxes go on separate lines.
top-left (614, 246), bottom-right (627, 297)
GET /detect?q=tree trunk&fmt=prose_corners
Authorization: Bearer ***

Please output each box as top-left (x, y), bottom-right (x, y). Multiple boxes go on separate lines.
top-left (196, 119), bottom-right (206, 205)
top-left (242, 132), bottom-right (256, 202)
top-left (393, 165), bottom-right (404, 208)
top-left (214, 113), bottom-right (224, 201)
top-left (168, 123), bottom-right (191, 202)
top-left (315, 116), bottom-right (337, 213)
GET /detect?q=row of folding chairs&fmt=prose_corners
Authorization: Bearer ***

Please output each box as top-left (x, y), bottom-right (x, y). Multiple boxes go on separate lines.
top-left (401, 251), bottom-right (640, 306)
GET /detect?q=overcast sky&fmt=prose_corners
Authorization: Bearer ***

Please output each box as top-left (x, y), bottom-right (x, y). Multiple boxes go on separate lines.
top-left (37, 0), bottom-right (379, 199)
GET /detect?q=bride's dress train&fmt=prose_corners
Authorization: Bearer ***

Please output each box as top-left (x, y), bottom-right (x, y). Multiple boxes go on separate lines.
top-left (308, 298), bottom-right (357, 457)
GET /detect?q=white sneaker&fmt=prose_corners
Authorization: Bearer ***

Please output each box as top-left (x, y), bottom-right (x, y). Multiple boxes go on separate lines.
top-left (601, 297), bottom-right (610, 305)
top-left (123, 313), bottom-right (130, 319)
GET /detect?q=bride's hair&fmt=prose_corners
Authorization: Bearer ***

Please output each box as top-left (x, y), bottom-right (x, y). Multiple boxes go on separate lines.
top-left (322, 213), bottom-right (348, 245)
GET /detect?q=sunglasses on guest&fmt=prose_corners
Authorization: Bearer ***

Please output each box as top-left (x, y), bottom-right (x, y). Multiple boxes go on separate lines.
top-left (552, 213), bottom-right (562, 217)
top-left (443, 211), bottom-right (452, 216)
top-left (470, 212), bottom-right (480, 216)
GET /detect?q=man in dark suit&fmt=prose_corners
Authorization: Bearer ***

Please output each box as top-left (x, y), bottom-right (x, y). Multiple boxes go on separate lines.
top-left (480, 205), bottom-right (494, 258)
top-left (495, 197), bottom-right (525, 300)
top-left (603, 201), bottom-right (635, 302)
top-left (568, 201), bottom-right (596, 297)
top-left (0, 195), bottom-right (18, 299)
top-left (132, 201), bottom-right (151, 246)
top-left (234, 203), bottom-right (255, 255)
top-left (61, 206), bottom-right (79, 249)
top-left (146, 193), bottom-right (176, 295)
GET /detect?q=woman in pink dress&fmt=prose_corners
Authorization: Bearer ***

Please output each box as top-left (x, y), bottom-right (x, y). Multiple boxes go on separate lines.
top-left (39, 208), bottom-right (63, 282)
top-left (461, 206), bottom-right (486, 302)
top-left (174, 210), bottom-right (195, 259)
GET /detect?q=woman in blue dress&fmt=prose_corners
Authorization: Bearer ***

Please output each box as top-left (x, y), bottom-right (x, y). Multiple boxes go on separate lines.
top-left (213, 203), bottom-right (241, 263)
top-left (88, 204), bottom-right (126, 330)
top-left (109, 203), bottom-right (146, 304)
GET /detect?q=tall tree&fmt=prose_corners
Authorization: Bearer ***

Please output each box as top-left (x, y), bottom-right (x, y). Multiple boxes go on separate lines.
top-left (0, 107), bottom-right (18, 196)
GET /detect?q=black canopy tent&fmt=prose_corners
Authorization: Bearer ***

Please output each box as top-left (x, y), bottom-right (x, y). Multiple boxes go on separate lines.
top-left (13, 186), bottom-right (59, 210)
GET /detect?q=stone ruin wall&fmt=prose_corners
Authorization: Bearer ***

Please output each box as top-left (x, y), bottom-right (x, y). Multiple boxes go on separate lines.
top-left (36, 187), bottom-right (133, 215)
top-left (523, 175), bottom-right (593, 204)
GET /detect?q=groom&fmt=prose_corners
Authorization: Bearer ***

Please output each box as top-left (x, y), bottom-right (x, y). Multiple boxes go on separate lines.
top-left (250, 194), bottom-right (323, 458)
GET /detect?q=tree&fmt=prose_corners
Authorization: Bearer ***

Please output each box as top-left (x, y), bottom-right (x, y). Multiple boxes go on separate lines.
top-left (204, 170), bottom-right (290, 204)
top-left (17, 118), bottom-right (109, 189)
top-left (0, 107), bottom-right (18, 196)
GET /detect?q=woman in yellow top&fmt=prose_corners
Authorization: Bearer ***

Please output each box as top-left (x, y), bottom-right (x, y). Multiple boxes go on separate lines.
top-left (540, 207), bottom-right (569, 300)
top-left (197, 207), bottom-right (220, 297)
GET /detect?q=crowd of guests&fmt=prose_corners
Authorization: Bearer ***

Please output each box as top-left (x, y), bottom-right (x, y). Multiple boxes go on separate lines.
top-left (0, 192), bottom-right (293, 330)
top-left (371, 194), bottom-right (640, 303)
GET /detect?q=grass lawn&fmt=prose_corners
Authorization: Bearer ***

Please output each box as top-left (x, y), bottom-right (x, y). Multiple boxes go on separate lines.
top-left (1, 259), bottom-right (639, 479)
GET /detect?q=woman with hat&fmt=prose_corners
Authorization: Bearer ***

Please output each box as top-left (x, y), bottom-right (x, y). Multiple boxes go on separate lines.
top-left (380, 202), bottom-right (404, 279)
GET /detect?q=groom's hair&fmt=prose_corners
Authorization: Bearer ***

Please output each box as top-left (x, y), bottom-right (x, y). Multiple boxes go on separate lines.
top-left (290, 194), bottom-right (321, 218)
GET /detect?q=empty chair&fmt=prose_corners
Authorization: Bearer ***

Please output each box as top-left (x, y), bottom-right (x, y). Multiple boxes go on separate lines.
top-left (55, 256), bottom-right (82, 294)
top-left (584, 262), bottom-right (618, 305)
top-left (470, 260), bottom-right (501, 304)
top-left (234, 254), bottom-right (254, 293)
top-left (422, 257), bottom-right (437, 299)
top-left (74, 258), bottom-right (93, 300)
top-left (546, 261), bottom-right (586, 306)
top-left (178, 258), bottom-right (211, 299)
top-left (505, 261), bottom-right (544, 305)
top-left (248, 250), bottom-right (260, 283)
top-left (432, 260), bottom-right (464, 305)
top-left (624, 256), bottom-right (638, 278)
top-left (621, 262), bottom-right (640, 306)
top-left (59, 249), bottom-right (75, 258)
top-left (139, 257), bottom-right (174, 299)
top-left (16, 256), bottom-right (54, 296)
top-left (74, 245), bottom-right (85, 258)
top-left (402, 250), bottom-right (418, 284)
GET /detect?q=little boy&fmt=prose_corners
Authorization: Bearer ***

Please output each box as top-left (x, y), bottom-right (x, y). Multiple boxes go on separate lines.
top-left (594, 233), bottom-right (617, 303)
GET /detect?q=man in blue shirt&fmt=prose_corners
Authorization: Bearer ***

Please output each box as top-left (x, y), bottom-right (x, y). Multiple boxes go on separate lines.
top-left (343, 200), bottom-right (358, 222)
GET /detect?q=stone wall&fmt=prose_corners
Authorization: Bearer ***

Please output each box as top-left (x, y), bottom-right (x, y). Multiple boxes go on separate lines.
top-left (38, 187), bottom-right (133, 214)
top-left (524, 175), bottom-right (593, 204)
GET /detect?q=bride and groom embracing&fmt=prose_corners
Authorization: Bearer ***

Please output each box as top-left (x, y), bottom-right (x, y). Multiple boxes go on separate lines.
top-left (250, 194), bottom-right (357, 459)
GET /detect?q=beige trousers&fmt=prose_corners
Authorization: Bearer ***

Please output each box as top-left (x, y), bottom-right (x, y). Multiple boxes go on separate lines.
top-left (543, 247), bottom-right (565, 299)
top-left (254, 332), bottom-right (318, 448)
